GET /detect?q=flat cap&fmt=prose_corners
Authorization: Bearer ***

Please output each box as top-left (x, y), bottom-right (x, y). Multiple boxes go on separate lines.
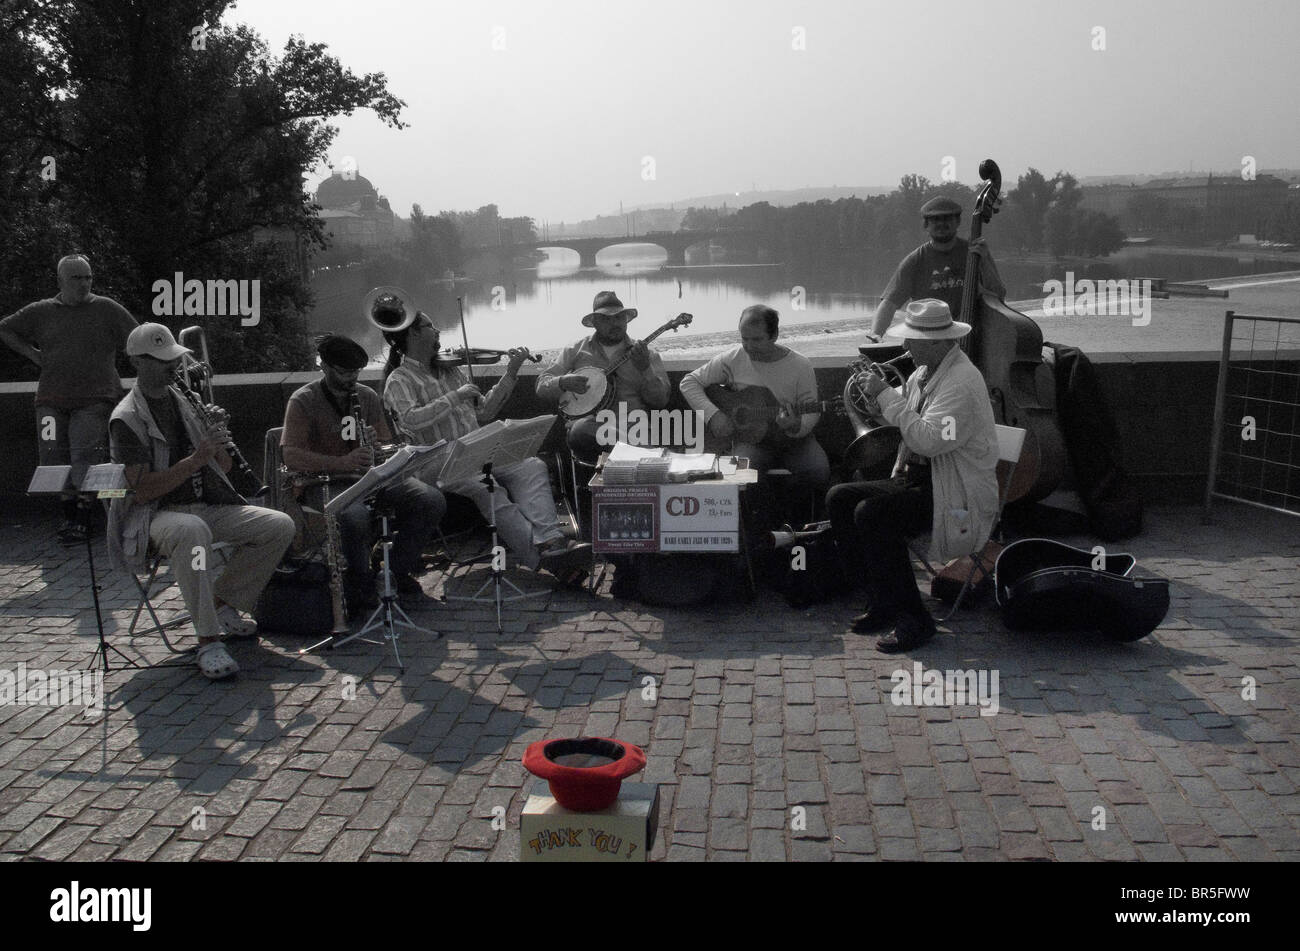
top-left (921, 196), bottom-right (963, 218)
top-left (317, 334), bottom-right (369, 370)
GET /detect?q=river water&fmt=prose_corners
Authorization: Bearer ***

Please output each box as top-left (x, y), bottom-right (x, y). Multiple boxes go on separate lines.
top-left (309, 243), bottom-right (1298, 364)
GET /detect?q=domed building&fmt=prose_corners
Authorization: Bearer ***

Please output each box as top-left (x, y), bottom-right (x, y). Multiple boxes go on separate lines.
top-left (314, 170), bottom-right (396, 248)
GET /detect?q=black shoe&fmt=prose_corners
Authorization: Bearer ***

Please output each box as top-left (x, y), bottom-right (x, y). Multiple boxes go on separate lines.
top-left (850, 605), bottom-right (897, 635)
top-left (539, 541), bottom-right (593, 579)
top-left (345, 571), bottom-right (379, 613)
top-left (877, 613), bottom-right (937, 654)
top-left (393, 573), bottom-right (425, 597)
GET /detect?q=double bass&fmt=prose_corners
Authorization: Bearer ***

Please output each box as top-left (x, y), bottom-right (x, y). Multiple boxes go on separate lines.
top-left (962, 159), bottom-right (1066, 502)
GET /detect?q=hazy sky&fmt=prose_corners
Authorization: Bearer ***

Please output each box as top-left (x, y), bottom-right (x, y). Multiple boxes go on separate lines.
top-left (226, 0), bottom-right (1300, 224)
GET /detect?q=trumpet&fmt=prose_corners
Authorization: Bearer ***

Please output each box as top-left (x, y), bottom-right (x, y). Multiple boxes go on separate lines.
top-left (170, 368), bottom-right (268, 497)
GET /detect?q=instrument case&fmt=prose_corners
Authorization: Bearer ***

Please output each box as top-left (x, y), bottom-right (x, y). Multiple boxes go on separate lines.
top-left (994, 538), bottom-right (1169, 642)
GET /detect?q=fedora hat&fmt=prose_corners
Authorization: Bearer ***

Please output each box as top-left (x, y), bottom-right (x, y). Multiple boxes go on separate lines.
top-left (582, 290), bottom-right (637, 328)
top-left (885, 299), bottom-right (971, 341)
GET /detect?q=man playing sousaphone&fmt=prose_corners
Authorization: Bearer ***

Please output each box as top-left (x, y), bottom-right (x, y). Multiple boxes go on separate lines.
top-left (379, 306), bottom-right (591, 584)
top-left (537, 291), bottom-right (671, 462)
top-left (281, 334), bottom-right (447, 616)
top-left (827, 299), bottom-right (998, 653)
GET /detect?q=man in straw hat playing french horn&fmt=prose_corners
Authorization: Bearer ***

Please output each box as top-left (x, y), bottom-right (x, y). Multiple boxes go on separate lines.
top-left (826, 299), bottom-right (999, 653)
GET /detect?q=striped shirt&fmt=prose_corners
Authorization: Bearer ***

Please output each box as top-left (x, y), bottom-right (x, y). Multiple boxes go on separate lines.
top-left (383, 355), bottom-right (515, 446)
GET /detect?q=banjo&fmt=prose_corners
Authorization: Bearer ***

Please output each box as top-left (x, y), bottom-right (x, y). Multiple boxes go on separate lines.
top-left (558, 312), bottom-right (694, 419)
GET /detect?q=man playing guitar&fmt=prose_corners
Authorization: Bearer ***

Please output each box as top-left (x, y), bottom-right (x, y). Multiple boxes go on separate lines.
top-left (536, 291), bottom-right (671, 463)
top-left (680, 304), bottom-right (830, 489)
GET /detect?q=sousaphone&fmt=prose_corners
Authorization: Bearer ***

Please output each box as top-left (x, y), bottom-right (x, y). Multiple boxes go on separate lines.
top-left (363, 285), bottom-right (417, 333)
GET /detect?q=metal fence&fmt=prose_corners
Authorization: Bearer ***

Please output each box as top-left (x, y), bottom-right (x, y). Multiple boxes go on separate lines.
top-left (1204, 311), bottom-right (1300, 519)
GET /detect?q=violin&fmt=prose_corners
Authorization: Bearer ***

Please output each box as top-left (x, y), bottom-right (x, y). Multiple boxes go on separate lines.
top-left (441, 346), bottom-right (542, 366)
top-left (962, 159), bottom-right (1066, 503)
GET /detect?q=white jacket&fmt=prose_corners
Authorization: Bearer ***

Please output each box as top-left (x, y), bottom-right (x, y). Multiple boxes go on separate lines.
top-left (876, 346), bottom-right (999, 563)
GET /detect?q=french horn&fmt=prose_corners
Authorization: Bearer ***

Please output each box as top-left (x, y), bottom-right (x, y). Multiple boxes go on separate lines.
top-left (841, 356), bottom-right (909, 475)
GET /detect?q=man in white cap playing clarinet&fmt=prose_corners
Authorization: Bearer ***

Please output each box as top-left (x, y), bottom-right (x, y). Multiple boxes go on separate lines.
top-left (826, 299), bottom-right (998, 652)
top-left (107, 323), bottom-right (295, 680)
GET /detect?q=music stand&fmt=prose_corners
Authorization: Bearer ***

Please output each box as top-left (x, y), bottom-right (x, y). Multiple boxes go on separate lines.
top-left (300, 445), bottom-right (444, 671)
top-left (29, 463), bottom-right (136, 673)
top-left (434, 416), bottom-right (558, 633)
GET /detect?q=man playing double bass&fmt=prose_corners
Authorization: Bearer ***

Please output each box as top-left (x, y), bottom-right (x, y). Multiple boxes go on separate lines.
top-left (827, 300), bottom-right (998, 653)
top-left (867, 195), bottom-right (1007, 347)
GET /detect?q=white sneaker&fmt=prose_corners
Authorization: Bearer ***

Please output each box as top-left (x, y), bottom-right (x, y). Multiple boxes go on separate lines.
top-left (216, 604), bottom-right (258, 639)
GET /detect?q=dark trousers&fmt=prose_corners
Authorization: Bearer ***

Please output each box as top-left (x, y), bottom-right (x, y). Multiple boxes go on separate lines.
top-left (307, 477), bottom-right (445, 580)
top-left (826, 473), bottom-right (933, 621)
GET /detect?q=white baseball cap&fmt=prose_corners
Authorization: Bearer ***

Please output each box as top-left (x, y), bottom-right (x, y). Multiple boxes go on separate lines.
top-left (126, 323), bottom-right (191, 360)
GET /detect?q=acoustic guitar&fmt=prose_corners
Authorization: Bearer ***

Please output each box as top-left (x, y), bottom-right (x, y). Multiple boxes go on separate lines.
top-left (702, 383), bottom-right (842, 452)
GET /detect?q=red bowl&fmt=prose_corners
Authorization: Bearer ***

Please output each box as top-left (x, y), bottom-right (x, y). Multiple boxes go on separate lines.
top-left (523, 737), bottom-right (647, 812)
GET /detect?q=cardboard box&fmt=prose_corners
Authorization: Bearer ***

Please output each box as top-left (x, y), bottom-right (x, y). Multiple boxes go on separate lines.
top-left (520, 781), bottom-right (659, 862)
top-left (590, 483), bottom-right (743, 553)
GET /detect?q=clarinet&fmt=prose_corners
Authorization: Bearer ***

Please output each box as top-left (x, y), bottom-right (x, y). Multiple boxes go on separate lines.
top-left (349, 385), bottom-right (375, 467)
top-left (170, 370), bottom-right (267, 497)
top-left (321, 484), bottom-right (350, 634)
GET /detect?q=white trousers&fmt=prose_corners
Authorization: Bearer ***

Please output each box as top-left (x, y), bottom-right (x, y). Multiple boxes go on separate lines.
top-left (149, 503), bottom-right (295, 639)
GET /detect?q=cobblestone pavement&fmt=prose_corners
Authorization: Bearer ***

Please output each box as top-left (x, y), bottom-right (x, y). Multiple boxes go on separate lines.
top-left (0, 502), bottom-right (1296, 862)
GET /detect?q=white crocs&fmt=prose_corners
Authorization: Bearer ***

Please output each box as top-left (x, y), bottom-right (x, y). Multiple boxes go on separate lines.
top-left (216, 604), bottom-right (258, 639)
top-left (196, 641), bottom-right (239, 680)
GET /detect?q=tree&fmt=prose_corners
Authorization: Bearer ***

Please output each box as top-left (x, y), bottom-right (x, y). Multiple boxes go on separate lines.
top-left (2, 0), bottom-right (405, 372)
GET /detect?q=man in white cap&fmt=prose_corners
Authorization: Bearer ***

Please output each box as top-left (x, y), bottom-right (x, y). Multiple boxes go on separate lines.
top-left (0, 254), bottom-right (138, 542)
top-left (537, 290), bottom-right (670, 462)
top-left (827, 299), bottom-right (999, 652)
top-left (107, 323), bottom-right (295, 679)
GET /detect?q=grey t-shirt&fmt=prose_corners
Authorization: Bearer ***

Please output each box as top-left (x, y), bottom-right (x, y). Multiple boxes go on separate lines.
top-left (0, 294), bottom-right (137, 407)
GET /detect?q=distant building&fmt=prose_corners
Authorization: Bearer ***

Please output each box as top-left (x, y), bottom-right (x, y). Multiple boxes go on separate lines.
top-left (1081, 174), bottom-right (1290, 239)
top-left (314, 171), bottom-right (396, 248)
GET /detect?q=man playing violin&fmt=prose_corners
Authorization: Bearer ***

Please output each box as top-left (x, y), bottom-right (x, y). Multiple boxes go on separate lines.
top-left (381, 311), bottom-right (590, 582)
top-left (867, 196), bottom-right (1006, 345)
top-left (680, 304), bottom-right (829, 488)
top-left (827, 300), bottom-right (998, 653)
top-left (537, 291), bottom-right (671, 462)
top-left (108, 324), bottom-right (295, 680)
top-left (281, 334), bottom-right (447, 616)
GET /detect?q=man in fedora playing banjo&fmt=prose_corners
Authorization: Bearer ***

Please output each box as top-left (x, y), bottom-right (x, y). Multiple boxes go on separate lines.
top-left (537, 291), bottom-right (671, 462)
top-left (827, 299), bottom-right (998, 653)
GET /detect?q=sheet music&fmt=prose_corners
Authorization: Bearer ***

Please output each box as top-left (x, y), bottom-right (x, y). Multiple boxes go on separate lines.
top-left (667, 453), bottom-right (717, 477)
top-left (434, 415), bottom-right (557, 486)
top-left (324, 442), bottom-right (445, 515)
top-left (27, 466), bottom-right (72, 495)
top-left (80, 463), bottom-right (128, 494)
